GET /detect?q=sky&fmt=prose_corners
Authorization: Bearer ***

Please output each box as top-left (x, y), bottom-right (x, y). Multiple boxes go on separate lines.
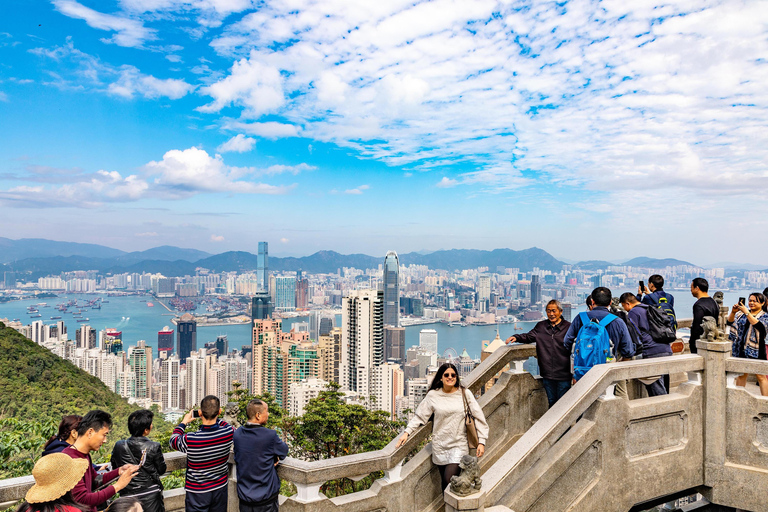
top-left (1, 0), bottom-right (767, 266)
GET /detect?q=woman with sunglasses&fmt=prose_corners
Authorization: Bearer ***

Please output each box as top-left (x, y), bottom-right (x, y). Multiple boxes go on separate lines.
top-left (728, 292), bottom-right (768, 396)
top-left (396, 362), bottom-right (488, 490)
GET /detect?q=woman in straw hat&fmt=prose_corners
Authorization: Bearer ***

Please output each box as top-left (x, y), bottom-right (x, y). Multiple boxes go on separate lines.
top-left (17, 453), bottom-right (90, 512)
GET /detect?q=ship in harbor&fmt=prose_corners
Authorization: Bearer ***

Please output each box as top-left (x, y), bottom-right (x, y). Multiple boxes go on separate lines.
top-left (77, 318), bottom-right (89, 322)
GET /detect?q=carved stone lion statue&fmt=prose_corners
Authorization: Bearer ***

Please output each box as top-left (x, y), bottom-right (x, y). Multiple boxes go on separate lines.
top-left (701, 316), bottom-right (726, 343)
top-left (449, 455), bottom-right (482, 496)
top-left (223, 402), bottom-right (241, 428)
top-left (713, 291), bottom-right (724, 308)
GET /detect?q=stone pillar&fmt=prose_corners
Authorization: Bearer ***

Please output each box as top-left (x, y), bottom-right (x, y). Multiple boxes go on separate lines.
top-left (444, 489), bottom-right (486, 512)
top-left (697, 339), bottom-right (730, 491)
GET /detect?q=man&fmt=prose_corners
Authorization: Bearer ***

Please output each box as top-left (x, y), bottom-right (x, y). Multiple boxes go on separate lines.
top-left (620, 292), bottom-right (671, 396)
top-left (63, 410), bottom-right (139, 512)
top-left (170, 395), bottom-right (234, 512)
top-left (111, 409), bottom-right (167, 512)
top-left (564, 287), bottom-right (634, 383)
top-left (233, 399), bottom-right (288, 512)
top-left (690, 278), bottom-right (720, 354)
top-left (638, 274), bottom-right (677, 328)
top-left (506, 300), bottom-right (572, 407)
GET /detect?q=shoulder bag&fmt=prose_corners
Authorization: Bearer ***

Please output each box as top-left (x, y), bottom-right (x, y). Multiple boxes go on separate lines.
top-left (461, 387), bottom-right (479, 449)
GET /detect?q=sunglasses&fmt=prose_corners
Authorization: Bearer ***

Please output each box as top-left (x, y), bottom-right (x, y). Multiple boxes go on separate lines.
top-left (443, 373), bottom-right (457, 378)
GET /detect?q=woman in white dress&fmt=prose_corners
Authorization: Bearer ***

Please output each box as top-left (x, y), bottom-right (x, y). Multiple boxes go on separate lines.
top-left (396, 362), bottom-right (489, 490)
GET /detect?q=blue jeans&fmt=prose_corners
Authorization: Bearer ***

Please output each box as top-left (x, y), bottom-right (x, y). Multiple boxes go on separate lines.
top-left (542, 378), bottom-right (571, 408)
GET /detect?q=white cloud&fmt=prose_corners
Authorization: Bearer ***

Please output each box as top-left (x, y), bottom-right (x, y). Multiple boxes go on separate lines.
top-left (0, 91), bottom-right (7, 102)
top-left (108, 66), bottom-right (194, 99)
top-left (145, 146), bottom-right (292, 195)
top-left (217, 134), bottom-right (256, 153)
top-left (344, 184), bottom-right (370, 195)
top-left (53, 0), bottom-right (156, 47)
top-left (224, 121), bottom-right (300, 139)
top-left (436, 177), bottom-right (458, 188)
top-left (136, 231), bottom-right (159, 237)
top-left (261, 163), bottom-right (315, 175)
top-left (280, 237), bottom-right (289, 243)
top-left (210, 234), bottom-right (225, 242)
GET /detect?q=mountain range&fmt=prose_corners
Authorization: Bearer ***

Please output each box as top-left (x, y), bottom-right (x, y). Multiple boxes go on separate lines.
top-left (0, 238), bottom-right (724, 278)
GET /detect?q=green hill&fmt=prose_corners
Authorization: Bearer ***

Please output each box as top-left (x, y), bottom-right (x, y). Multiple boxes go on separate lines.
top-left (0, 321), bottom-right (170, 477)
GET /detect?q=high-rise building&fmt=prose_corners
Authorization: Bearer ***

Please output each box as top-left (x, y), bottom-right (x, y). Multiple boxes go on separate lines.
top-left (288, 378), bottom-right (328, 417)
top-left (288, 343), bottom-right (320, 385)
top-left (185, 349), bottom-right (207, 409)
top-left (177, 313), bottom-right (197, 363)
top-left (478, 274), bottom-right (491, 312)
top-left (370, 362), bottom-right (404, 419)
top-left (341, 289), bottom-right (384, 397)
top-left (384, 326), bottom-right (405, 363)
top-left (215, 335), bottom-right (228, 356)
top-left (251, 292), bottom-right (273, 330)
top-left (257, 241), bottom-right (269, 293)
top-left (419, 329), bottom-right (438, 354)
top-left (383, 251), bottom-right (400, 327)
top-left (318, 327), bottom-right (341, 384)
top-left (296, 277), bottom-right (309, 309)
top-left (275, 276), bottom-right (296, 311)
top-left (76, 325), bottom-right (97, 349)
top-left (457, 348), bottom-right (474, 378)
top-left (161, 356), bottom-right (181, 411)
top-left (319, 317), bottom-right (334, 337)
top-left (128, 340), bottom-right (152, 399)
top-left (531, 275), bottom-right (542, 306)
top-left (158, 327), bottom-right (174, 356)
top-left (206, 363), bottom-right (228, 405)
top-left (561, 302), bottom-right (573, 322)
top-left (253, 330), bottom-right (288, 407)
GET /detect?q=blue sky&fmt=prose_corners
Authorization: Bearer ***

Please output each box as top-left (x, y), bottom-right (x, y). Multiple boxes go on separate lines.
top-left (1, 0), bottom-right (767, 265)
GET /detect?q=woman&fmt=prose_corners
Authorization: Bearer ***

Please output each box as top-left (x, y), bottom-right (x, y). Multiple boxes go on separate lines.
top-left (728, 292), bottom-right (768, 396)
top-left (396, 363), bottom-right (489, 490)
top-left (16, 452), bottom-right (90, 512)
top-left (106, 497), bottom-right (143, 512)
top-left (42, 415), bottom-right (82, 457)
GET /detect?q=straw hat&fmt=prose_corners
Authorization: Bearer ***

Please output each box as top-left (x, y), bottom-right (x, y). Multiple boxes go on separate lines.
top-left (26, 453), bottom-right (89, 503)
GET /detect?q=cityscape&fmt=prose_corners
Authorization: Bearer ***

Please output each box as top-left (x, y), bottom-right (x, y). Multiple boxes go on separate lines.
top-left (0, 239), bottom-right (758, 423)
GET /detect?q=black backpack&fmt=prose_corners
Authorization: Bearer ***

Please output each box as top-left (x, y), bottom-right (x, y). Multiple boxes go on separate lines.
top-left (644, 304), bottom-right (677, 344)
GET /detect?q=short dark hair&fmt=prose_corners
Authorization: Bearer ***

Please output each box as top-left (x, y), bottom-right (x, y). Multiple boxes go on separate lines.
top-left (619, 292), bottom-right (638, 305)
top-left (649, 274), bottom-right (664, 290)
top-left (591, 287), bottom-right (612, 307)
top-left (105, 496), bottom-right (141, 512)
top-left (692, 277), bottom-right (709, 292)
top-left (200, 395), bottom-right (220, 420)
top-left (246, 399), bottom-right (266, 420)
top-left (128, 409), bottom-right (154, 437)
top-left (585, 295), bottom-right (594, 308)
top-left (77, 410), bottom-right (112, 436)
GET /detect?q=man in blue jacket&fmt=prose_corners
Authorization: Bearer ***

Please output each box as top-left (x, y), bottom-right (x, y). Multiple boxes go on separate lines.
top-left (638, 274), bottom-right (677, 327)
top-left (233, 399), bottom-right (288, 512)
top-left (564, 287), bottom-right (635, 380)
top-left (620, 292), bottom-right (671, 396)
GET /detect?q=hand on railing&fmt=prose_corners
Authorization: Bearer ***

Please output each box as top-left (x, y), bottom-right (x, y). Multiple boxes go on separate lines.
top-left (505, 336), bottom-right (517, 344)
top-left (395, 432), bottom-right (408, 448)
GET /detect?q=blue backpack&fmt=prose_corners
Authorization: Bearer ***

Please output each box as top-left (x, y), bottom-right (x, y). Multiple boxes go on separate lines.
top-left (572, 312), bottom-right (617, 381)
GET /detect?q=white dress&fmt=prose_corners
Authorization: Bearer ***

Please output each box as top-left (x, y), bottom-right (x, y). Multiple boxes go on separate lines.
top-left (404, 387), bottom-right (489, 465)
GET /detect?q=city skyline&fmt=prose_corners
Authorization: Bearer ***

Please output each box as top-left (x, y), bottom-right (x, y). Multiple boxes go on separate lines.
top-left (2, 1), bottom-right (767, 263)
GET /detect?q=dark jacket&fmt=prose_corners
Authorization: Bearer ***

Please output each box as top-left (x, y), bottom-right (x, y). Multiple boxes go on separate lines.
top-left (690, 297), bottom-right (720, 353)
top-left (233, 423), bottom-right (288, 505)
top-left (111, 437), bottom-right (166, 512)
top-left (628, 305), bottom-right (672, 357)
top-left (515, 318), bottom-right (572, 381)
top-left (42, 438), bottom-right (71, 457)
top-left (564, 306), bottom-right (635, 359)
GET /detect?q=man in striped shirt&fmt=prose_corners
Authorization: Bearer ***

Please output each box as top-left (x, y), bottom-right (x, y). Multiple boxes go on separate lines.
top-left (170, 395), bottom-right (234, 512)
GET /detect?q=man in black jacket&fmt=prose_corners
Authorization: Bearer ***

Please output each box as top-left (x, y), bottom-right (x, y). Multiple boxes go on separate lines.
top-left (234, 399), bottom-right (288, 512)
top-left (111, 409), bottom-right (167, 512)
top-left (506, 300), bottom-right (572, 407)
top-left (690, 278), bottom-right (720, 353)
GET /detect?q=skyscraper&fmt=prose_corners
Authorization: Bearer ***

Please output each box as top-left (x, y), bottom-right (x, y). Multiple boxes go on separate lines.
top-left (383, 251), bottom-right (400, 327)
top-left (185, 349), bottom-right (206, 409)
top-left (318, 327), bottom-right (341, 384)
top-left (215, 334), bottom-right (228, 356)
top-left (128, 340), bottom-right (152, 399)
top-left (275, 276), bottom-right (296, 311)
top-left (158, 327), bottom-right (174, 356)
top-left (257, 241), bottom-right (269, 293)
top-left (295, 276), bottom-right (309, 309)
top-left (384, 326), bottom-right (405, 363)
top-left (341, 289), bottom-right (384, 396)
top-left (177, 313), bottom-right (197, 364)
top-left (251, 292), bottom-right (273, 329)
top-left (161, 356), bottom-right (181, 411)
top-left (531, 275), bottom-right (542, 306)
top-left (419, 329), bottom-right (438, 354)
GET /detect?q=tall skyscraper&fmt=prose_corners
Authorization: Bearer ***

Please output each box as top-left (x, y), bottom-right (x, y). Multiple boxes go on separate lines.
top-left (158, 327), bottom-right (174, 356)
top-left (341, 289), bottom-right (384, 396)
top-left (531, 275), bottom-right (542, 306)
top-left (177, 313), bottom-right (197, 363)
top-left (383, 251), bottom-right (400, 327)
top-left (419, 329), bottom-right (438, 354)
top-left (295, 277), bottom-right (309, 309)
top-left (318, 327), bottom-right (342, 384)
top-left (478, 274), bottom-right (491, 312)
top-left (251, 292), bottom-right (273, 330)
top-left (161, 356), bottom-right (181, 411)
top-left (319, 317), bottom-right (334, 337)
top-left (215, 334), bottom-right (228, 356)
top-left (252, 328), bottom-right (288, 407)
top-left (384, 326), bottom-right (405, 363)
top-left (128, 340), bottom-right (152, 399)
top-left (275, 276), bottom-right (296, 311)
top-left (370, 362), bottom-right (404, 419)
top-left (257, 241), bottom-right (269, 293)
top-left (185, 349), bottom-right (206, 409)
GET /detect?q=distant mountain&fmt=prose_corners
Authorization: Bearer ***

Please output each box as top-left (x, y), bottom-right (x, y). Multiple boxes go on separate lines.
top-left (574, 260), bottom-right (616, 271)
top-left (704, 261), bottom-right (768, 271)
top-left (0, 237), bottom-right (125, 263)
top-left (399, 248), bottom-right (565, 272)
top-left (271, 250), bottom-right (380, 273)
top-left (622, 257), bottom-right (697, 268)
top-left (115, 245), bottom-right (211, 264)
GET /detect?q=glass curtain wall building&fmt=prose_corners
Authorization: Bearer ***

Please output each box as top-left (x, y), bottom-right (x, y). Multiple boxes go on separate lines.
top-left (383, 250), bottom-right (400, 327)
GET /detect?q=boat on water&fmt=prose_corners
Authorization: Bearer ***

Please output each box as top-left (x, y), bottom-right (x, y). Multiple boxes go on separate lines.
top-left (30, 314), bottom-right (42, 318)
top-left (50, 316), bottom-right (62, 320)
top-left (147, 302), bottom-right (154, 307)
top-left (102, 300), bottom-right (109, 303)
top-left (77, 318), bottom-right (89, 322)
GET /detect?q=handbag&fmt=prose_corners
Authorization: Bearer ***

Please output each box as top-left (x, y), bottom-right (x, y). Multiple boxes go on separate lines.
top-left (461, 387), bottom-right (479, 449)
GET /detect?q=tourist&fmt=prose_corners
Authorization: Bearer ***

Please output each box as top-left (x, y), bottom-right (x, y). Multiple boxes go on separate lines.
top-left (585, 295), bottom-right (594, 310)
top-left (564, 287), bottom-right (634, 384)
top-left (505, 299), bottom-right (572, 407)
top-left (42, 415), bottom-right (83, 457)
top-left (690, 278), bottom-right (720, 353)
top-left (63, 410), bottom-right (139, 512)
top-left (16, 452), bottom-right (89, 512)
top-left (233, 399), bottom-right (288, 512)
top-left (620, 293), bottom-right (670, 396)
top-left (106, 497), bottom-right (143, 512)
top-left (170, 395), bottom-right (234, 512)
top-left (728, 293), bottom-right (768, 396)
top-left (396, 363), bottom-right (489, 490)
top-left (638, 274), bottom-right (677, 329)
top-left (111, 410), bottom-right (167, 512)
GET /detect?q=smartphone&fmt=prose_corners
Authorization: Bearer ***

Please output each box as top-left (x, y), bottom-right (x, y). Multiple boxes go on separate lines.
top-left (139, 448), bottom-right (148, 467)
top-left (193, 409), bottom-right (201, 418)
top-left (639, 280), bottom-right (644, 290)
top-left (739, 297), bottom-right (746, 306)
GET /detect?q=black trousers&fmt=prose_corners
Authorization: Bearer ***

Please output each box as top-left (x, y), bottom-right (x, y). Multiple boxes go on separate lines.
top-left (185, 486), bottom-right (228, 512)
